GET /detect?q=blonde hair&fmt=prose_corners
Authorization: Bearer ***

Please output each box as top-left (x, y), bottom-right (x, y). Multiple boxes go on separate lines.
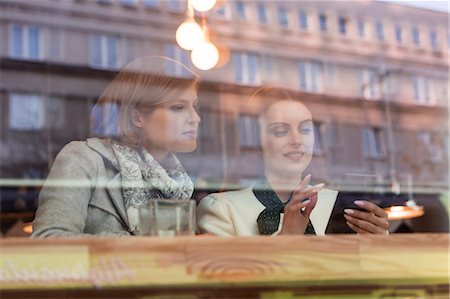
top-left (91, 56), bottom-right (199, 147)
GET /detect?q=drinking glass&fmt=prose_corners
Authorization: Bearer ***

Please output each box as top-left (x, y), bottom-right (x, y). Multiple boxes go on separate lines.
top-left (138, 199), bottom-right (196, 237)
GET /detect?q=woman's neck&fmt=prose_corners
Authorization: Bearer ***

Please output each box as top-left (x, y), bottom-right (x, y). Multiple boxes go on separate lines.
top-left (143, 145), bottom-right (168, 164)
top-left (265, 172), bottom-right (302, 203)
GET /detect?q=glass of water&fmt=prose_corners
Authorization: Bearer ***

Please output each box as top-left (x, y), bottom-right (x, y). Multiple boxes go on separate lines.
top-left (138, 199), bottom-right (196, 237)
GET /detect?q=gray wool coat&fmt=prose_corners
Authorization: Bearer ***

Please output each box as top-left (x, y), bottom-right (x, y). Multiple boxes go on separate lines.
top-left (32, 138), bottom-right (132, 237)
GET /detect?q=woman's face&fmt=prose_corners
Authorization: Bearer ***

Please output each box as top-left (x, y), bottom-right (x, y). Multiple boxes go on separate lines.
top-left (136, 84), bottom-right (200, 159)
top-left (259, 100), bottom-right (314, 179)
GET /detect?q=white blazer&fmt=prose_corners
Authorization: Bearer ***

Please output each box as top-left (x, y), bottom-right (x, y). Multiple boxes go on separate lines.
top-left (197, 188), bottom-right (338, 236)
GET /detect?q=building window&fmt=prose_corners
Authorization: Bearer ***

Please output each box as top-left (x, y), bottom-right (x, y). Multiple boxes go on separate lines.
top-left (166, 0), bottom-right (184, 11)
top-left (91, 103), bottom-right (119, 137)
top-left (238, 115), bottom-right (260, 148)
top-left (319, 14), bottom-right (327, 32)
top-left (256, 2), bottom-right (268, 24)
top-left (412, 27), bottom-right (420, 46)
top-left (338, 17), bottom-right (347, 35)
top-left (277, 6), bottom-right (289, 28)
top-left (357, 19), bottom-right (365, 38)
top-left (143, 0), bottom-right (159, 7)
top-left (235, 1), bottom-right (246, 20)
top-left (163, 44), bottom-right (191, 77)
top-left (375, 20), bottom-right (384, 41)
top-left (395, 25), bottom-right (402, 43)
top-left (359, 69), bottom-right (380, 99)
top-left (298, 10), bottom-right (308, 30)
top-left (9, 93), bottom-right (64, 131)
top-left (430, 30), bottom-right (438, 49)
top-left (412, 76), bottom-right (430, 105)
top-left (363, 127), bottom-right (385, 158)
top-left (9, 24), bottom-right (42, 60)
top-left (90, 34), bottom-right (119, 69)
top-left (232, 52), bottom-right (260, 85)
top-left (313, 122), bottom-right (324, 154)
top-left (417, 131), bottom-right (442, 163)
top-left (298, 62), bottom-right (323, 93)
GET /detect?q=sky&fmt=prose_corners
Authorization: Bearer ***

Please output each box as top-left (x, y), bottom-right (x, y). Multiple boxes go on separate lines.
top-left (380, 0), bottom-right (449, 12)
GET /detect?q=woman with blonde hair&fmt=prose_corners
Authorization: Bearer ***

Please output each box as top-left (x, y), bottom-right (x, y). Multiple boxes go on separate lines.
top-left (197, 86), bottom-right (389, 236)
top-left (32, 56), bottom-right (201, 236)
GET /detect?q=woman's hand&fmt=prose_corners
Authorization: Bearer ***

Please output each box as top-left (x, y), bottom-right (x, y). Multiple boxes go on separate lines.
top-left (344, 200), bottom-right (389, 234)
top-left (279, 175), bottom-right (324, 235)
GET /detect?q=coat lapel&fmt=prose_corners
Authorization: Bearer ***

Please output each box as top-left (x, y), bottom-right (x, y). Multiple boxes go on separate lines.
top-left (105, 173), bottom-right (129, 230)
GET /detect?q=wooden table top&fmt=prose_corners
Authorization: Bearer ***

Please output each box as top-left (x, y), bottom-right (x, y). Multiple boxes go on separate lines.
top-left (1, 233), bottom-right (449, 298)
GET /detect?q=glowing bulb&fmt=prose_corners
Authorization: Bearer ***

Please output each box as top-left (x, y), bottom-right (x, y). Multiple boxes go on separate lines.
top-left (190, 0), bottom-right (216, 12)
top-left (176, 20), bottom-right (204, 50)
top-left (191, 42), bottom-right (219, 71)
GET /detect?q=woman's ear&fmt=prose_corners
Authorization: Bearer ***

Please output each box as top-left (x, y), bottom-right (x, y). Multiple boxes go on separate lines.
top-left (132, 109), bottom-right (144, 128)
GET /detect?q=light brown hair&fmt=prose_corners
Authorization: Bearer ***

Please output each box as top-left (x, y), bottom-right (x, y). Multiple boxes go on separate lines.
top-left (91, 56), bottom-right (200, 147)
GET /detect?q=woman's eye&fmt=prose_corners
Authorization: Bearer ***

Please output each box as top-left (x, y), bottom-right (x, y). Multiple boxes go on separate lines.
top-left (170, 105), bottom-right (185, 112)
top-left (299, 127), bottom-right (313, 135)
top-left (273, 130), bottom-right (287, 137)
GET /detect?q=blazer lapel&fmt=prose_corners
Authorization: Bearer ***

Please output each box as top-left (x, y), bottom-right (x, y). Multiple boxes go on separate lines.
top-left (106, 174), bottom-right (129, 230)
top-left (310, 188), bottom-right (338, 236)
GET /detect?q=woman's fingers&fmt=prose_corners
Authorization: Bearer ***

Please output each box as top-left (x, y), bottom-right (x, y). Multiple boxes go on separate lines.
top-left (354, 200), bottom-right (388, 219)
top-left (303, 193), bottom-right (318, 217)
top-left (344, 213), bottom-right (388, 234)
top-left (344, 208), bottom-right (389, 230)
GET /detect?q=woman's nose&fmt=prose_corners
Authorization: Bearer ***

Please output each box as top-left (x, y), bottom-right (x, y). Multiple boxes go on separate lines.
top-left (188, 108), bottom-right (201, 124)
top-left (290, 131), bottom-right (303, 146)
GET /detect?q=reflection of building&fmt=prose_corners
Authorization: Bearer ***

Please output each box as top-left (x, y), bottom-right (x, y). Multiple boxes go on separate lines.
top-left (0, 0), bottom-right (448, 231)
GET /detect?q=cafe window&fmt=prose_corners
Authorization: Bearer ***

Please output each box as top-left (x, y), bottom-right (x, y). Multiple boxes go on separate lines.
top-left (166, 0), bottom-right (184, 11)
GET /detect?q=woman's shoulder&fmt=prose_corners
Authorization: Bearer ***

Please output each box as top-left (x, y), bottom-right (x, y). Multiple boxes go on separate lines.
top-left (199, 188), bottom-right (257, 209)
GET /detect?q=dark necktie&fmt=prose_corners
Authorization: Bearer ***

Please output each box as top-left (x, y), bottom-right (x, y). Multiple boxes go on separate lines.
top-left (253, 179), bottom-right (316, 235)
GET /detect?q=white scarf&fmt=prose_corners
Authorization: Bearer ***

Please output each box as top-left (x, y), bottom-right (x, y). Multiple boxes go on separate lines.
top-left (112, 142), bottom-right (194, 234)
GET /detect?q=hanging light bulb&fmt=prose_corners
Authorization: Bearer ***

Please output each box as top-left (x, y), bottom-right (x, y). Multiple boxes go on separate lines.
top-left (176, 18), bottom-right (204, 50)
top-left (191, 41), bottom-right (219, 70)
top-left (190, 0), bottom-right (216, 12)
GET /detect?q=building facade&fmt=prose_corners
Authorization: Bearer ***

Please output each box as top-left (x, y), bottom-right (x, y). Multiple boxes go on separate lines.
top-left (0, 0), bottom-right (448, 233)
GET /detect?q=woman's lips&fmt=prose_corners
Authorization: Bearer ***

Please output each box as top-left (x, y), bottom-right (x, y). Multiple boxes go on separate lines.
top-left (283, 151), bottom-right (305, 161)
top-left (182, 130), bottom-right (197, 139)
